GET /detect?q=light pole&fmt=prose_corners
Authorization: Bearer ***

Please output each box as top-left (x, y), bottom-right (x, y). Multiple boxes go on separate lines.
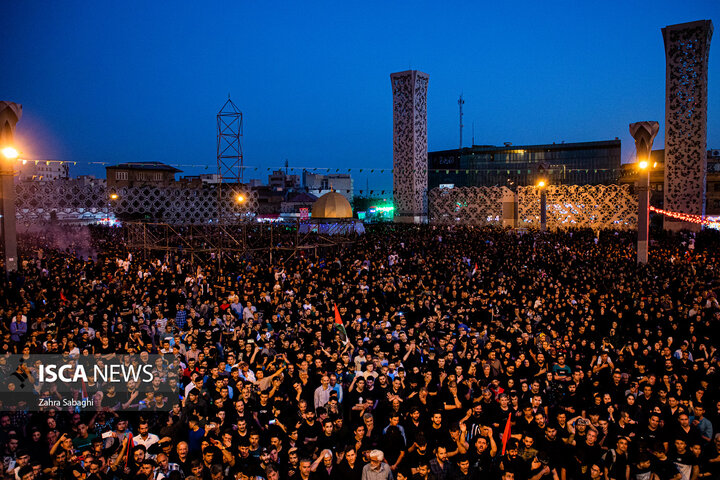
top-left (629, 121), bottom-right (659, 264)
top-left (537, 179), bottom-right (547, 232)
top-left (108, 193), bottom-right (119, 223)
top-left (0, 102), bottom-right (22, 276)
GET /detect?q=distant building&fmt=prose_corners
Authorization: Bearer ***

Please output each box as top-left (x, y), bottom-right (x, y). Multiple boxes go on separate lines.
top-left (303, 171), bottom-right (353, 203)
top-left (17, 160), bottom-right (69, 182)
top-left (281, 192), bottom-right (318, 215)
top-left (75, 175), bottom-right (106, 188)
top-left (428, 139), bottom-right (621, 189)
top-left (620, 149), bottom-right (720, 215)
top-left (106, 162), bottom-right (181, 189)
top-left (268, 170), bottom-right (300, 191)
top-left (179, 173), bottom-right (221, 186)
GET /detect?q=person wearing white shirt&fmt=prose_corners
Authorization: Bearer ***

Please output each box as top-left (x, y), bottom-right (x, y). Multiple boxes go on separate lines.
top-left (132, 420), bottom-right (159, 452)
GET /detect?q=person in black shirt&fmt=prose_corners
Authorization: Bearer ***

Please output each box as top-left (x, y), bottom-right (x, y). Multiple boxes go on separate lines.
top-left (406, 434), bottom-right (432, 477)
top-left (468, 435), bottom-right (496, 477)
top-left (315, 419), bottom-right (338, 455)
top-left (332, 446), bottom-right (363, 480)
top-left (451, 454), bottom-right (480, 480)
top-left (602, 437), bottom-right (630, 480)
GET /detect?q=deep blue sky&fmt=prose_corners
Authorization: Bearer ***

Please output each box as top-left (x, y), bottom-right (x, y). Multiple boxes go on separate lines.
top-left (2, 1), bottom-right (719, 194)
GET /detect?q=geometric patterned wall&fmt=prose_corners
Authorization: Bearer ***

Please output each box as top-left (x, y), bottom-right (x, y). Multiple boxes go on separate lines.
top-left (428, 186), bottom-right (509, 225)
top-left (517, 184), bottom-right (638, 231)
top-left (391, 70), bottom-right (429, 223)
top-left (112, 184), bottom-right (257, 224)
top-left (15, 181), bottom-right (257, 225)
top-left (662, 20), bottom-right (713, 231)
top-left (15, 180), bottom-right (107, 223)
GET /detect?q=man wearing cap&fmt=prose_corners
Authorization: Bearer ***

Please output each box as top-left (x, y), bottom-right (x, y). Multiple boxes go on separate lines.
top-left (362, 450), bottom-right (393, 480)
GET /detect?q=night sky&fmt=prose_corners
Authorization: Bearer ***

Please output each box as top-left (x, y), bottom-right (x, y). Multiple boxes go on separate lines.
top-left (2, 1), bottom-right (719, 194)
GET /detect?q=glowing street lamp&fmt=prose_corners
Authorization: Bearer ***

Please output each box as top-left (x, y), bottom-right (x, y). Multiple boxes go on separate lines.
top-left (236, 194), bottom-right (245, 203)
top-left (537, 179), bottom-right (547, 232)
top-left (0, 101), bottom-right (22, 275)
top-left (109, 193), bottom-right (119, 200)
top-left (629, 121), bottom-right (659, 264)
top-left (1, 147), bottom-right (19, 160)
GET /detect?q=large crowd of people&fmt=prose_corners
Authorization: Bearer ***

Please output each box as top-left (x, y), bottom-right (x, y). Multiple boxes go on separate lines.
top-left (0, 223), bottom-right (719, 480)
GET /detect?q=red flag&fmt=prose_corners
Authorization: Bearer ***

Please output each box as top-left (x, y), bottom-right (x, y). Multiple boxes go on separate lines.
top-left (333, 304), bottom-right (343, 325)
top-left (124, 433), bottom-right (134, 469)
top-left (501, 412), bottom-right (512, 455)
top-left (60, 292), bottom-right (68, 303)
top-left (472, 263), bottom-right (478, 276)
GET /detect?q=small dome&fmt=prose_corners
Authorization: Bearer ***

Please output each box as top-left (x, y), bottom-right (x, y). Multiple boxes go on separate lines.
top-left (312, 192), bottom-right (352, 219)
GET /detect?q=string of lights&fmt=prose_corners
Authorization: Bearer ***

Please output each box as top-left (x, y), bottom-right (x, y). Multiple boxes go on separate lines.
top-left (12, 157), bottom-right (621, 175)
top-left (650, 206), bottom-right (720, 228)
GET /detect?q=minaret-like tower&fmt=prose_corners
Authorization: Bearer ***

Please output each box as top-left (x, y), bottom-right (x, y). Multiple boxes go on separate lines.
top-left (391, 70), bottom-right (429, 223)
top-left (662, 20), bottom-right (713, 231)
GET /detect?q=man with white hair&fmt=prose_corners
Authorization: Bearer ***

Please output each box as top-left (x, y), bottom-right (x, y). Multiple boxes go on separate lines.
top-left (361, 450), bottom-right (394, 480)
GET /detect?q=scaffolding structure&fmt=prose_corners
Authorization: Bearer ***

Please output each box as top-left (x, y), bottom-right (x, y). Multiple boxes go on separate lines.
top-left (122, 220), bottom-right (360, 265)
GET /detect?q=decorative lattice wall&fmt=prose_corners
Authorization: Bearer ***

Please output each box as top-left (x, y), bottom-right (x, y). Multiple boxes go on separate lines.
top-left (428, 186), bottom-right (510, 225)
top-left (662, 20), bottom-right (713, 231)
top-left (112, 185), bottom-right (257, 224)
top-left (391, 70), bottom-right (429, 222)
top-left (517, 184), bottom-right (637, 231)
top-left (15, 181), bottom-right (107, 223)
top-left (15, 181), bottom-right (257, 225)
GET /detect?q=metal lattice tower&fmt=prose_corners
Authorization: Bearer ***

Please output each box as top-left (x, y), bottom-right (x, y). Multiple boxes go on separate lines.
top-left (217, 97), bottom-right (244, 185)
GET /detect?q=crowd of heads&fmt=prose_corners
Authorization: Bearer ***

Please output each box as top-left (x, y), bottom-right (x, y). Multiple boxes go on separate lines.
top-left (0, 224), bottom-right (718, 480)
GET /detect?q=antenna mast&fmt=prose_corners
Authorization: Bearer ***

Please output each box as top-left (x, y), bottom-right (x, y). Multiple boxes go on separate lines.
top-left (458, 94), bottom-right (464, 149)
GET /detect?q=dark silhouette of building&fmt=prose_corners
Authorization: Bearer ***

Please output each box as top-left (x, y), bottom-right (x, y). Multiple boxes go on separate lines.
top-left (106, 162), bottom-right (181, 189)
top-left (428, 139), bottom-right (621, 190)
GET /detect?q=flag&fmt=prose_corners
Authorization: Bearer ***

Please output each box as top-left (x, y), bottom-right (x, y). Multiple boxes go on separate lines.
top-left (124, 433), bottom-right (134, 469)
top-left (472, 263), bottom-right (478, 276)
top-left (60, 292), bottom-right (68, 304)
top-left (333, 304), bottom-right (348, 344)
top-left (501, 412), bottom-right (512, 455)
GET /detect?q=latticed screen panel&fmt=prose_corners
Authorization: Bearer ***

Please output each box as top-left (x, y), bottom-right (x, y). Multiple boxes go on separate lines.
top-left (113, 185), bottom-right (258, 224)
top-left (15, 181), bottom-right (107, 222)
top-left (15, 182), bottom-right (258, 225)
top-left (428, 186), bottom-right (509, 225)
top-left (518, 185), bottom-right (637, 230)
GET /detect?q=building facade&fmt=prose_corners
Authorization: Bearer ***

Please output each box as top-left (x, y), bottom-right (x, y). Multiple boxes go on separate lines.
top-left (303, 171), bottom-right (353, 203)
top-left (16, 161), bottom-right (69, 182)
top-left (106, 162), bottom-right (180, 189)
top-left (268, 170), bottom-right (300, 191)
top-left (619, 149), bottom-right (720, 216)
top-left (428, 140), bottom-right (621, 190)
